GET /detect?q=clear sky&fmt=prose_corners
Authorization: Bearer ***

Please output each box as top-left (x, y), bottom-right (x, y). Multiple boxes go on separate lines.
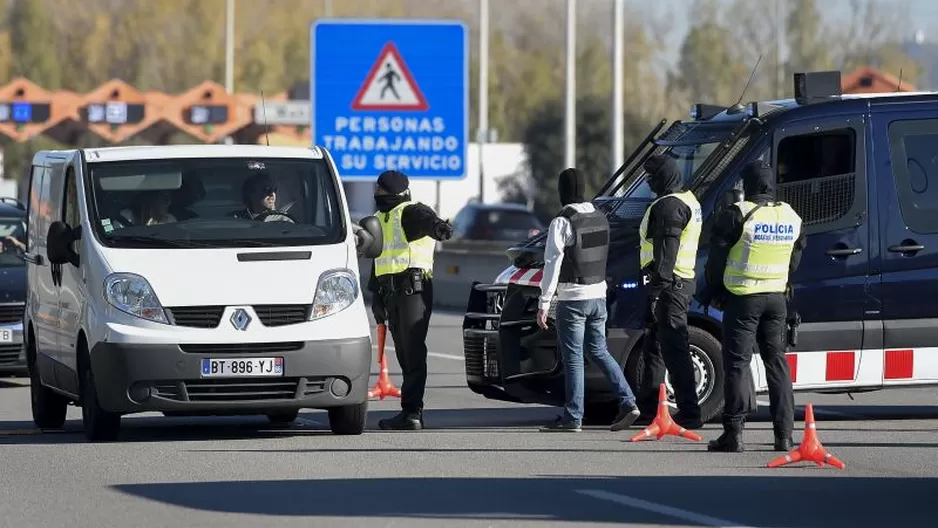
top-left (646, 0), bottom-right (938, 64)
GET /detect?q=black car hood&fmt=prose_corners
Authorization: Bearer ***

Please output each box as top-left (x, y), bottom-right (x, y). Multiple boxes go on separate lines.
top-left (505, 215), bottom-right (643, 269)
top-left (0, 266), bottom-right (26, 303)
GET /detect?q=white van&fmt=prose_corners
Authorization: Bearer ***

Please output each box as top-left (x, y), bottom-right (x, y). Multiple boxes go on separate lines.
top-left (21, 145), bottom-right (383, 442)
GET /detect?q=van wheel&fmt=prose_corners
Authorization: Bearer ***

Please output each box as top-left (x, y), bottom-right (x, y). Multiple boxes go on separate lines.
top-left (625, 326), bottom-right (724, 424)
top-left (266, 410), bottom-right (299, 425)
top-left (29, 355), bottom-right (67, 430)
top-left (79, 354), bottom-right (121, 442)
top-left (327, 401), bottom-right (368, 435)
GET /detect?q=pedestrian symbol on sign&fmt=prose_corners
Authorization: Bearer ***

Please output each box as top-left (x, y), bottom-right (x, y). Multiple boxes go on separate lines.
top-left (351, 42), bottom-right (428, 111)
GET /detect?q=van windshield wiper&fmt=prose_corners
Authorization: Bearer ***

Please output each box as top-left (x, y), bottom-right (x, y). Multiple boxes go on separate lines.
top-left (106, 235), bottom-right (218, 249)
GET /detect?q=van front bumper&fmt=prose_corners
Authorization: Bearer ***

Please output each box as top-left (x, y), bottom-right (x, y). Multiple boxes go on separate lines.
top-left (88, 337), bottom-right (372, 414)
top-left (0, 319), bottom-right (26, 374)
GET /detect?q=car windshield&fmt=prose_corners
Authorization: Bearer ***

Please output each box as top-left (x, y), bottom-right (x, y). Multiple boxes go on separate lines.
top-left (611, 120), bottom-right (738, 199)
top-left (87, 157), bottom-right (345, 249)
top-left (0, 216), bottom-right (26, 267)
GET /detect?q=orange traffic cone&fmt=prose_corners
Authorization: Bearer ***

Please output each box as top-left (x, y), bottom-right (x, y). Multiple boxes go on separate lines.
top-left (767, 403), bottom-right (845, 469)
top-left (630, 383), bottom-right (702, 442)
top-left (368, 323), bottom-right (401, 400)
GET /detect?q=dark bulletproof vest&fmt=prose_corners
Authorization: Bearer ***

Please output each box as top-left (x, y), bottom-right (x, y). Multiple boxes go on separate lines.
top-left (558, 206), bottom-right (610, 285)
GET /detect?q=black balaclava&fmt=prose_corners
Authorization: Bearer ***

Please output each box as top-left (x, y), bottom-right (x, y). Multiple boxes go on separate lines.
top-left (642, 154), bottom-right (683, 196)
top-left (242, 171), bottom-right (277, 213)
top-left (558, 167), bottom-right (585, 206)
top-left (374, 170), bottom-right (410, 213)
top-left (741, 162), bottom-right (776, 202)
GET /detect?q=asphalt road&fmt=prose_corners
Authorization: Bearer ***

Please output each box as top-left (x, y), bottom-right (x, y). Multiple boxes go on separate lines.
top-left (1, 310), bottom-right (938, 528)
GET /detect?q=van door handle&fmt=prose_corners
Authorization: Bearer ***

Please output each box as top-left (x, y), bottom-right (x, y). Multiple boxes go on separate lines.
top-left (22, 252), bottom-right (43, 265)
top-left (888, 243), bottom-right (925, 254)
top-left (826, 247), bottom-right (862, 257)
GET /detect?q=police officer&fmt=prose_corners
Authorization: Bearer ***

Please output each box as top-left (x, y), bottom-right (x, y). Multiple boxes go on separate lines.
top-left (700, 161), bottom-right (806, 452)
top-left (635, 154), bottom-right (704, 429)
top-left (368, 170), bottom-right (454, 430)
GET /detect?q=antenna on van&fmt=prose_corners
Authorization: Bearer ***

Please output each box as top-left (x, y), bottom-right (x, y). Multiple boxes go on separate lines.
top-left (727, 54), bottom-right (763, 114)
top-left (260, 90), bottom-right (271, 146)
top-left (897, 69), bottom-right (904, 91)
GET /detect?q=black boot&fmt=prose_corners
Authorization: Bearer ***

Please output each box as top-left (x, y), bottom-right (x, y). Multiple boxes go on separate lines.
top-left (773, 426), bottom-right (793, 452)
top-left (707, 421), bottom-right (744, 452)
top-left (378, 410), bottom-right (423, 431)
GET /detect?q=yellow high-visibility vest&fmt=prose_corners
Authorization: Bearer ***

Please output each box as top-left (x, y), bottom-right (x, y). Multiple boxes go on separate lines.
top-left (723, 200), bottom-right (802, 295)
top-left (374, 201), bottom-right (436, 276)
top-left (639, 190), bottom-right (702, 279)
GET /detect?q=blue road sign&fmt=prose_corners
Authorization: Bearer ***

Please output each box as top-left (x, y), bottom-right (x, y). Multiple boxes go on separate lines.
top-left (311, 19), bottom-right (468, 181)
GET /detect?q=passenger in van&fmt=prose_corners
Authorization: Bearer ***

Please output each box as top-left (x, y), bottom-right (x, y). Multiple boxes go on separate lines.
top-left (120, 191), bottom-right (177, 226)
top-left (234, 171), bottom-right (294, 223)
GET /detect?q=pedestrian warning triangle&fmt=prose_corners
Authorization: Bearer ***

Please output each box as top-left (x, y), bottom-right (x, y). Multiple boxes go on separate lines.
top-left (351, 42), bottom-right (429, 111)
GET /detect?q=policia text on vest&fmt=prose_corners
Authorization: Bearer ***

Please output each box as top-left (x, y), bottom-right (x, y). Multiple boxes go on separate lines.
top-left (701, 162), bottom-right (806, 453)
top-left (367, 170), bottom-right (453, 431)
top-left (634, 155), bottom-right (704, 428)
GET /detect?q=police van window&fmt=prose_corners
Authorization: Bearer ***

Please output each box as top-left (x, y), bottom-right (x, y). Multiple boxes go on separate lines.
top-left (887, 118), bottom-right (938, 234)
top-left (775, 128), bottom-right (856, 227)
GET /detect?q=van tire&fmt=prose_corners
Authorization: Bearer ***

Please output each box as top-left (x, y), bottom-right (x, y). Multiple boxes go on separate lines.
top-left (624, 326), bottom-right (724, 424)
top-left (79, 351), bottom-right (121, 442)
top-left (266, 410), bottom-right (299, 425)
top-left (327, 401), bottom-right (368, 435)
top-left (29, 349), bottom-right (68, 430)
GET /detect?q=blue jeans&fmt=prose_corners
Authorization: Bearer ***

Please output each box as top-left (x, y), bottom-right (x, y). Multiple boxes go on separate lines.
top-left (556, 298), bottom-right (637, 425)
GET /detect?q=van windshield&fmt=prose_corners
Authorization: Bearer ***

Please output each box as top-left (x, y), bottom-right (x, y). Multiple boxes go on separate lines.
top-left (612, 121), bottom-right (738, 199)
top-left (87, 157), bottom-right (345, 248)
top-left (0, 216), bottom-right (26, 267)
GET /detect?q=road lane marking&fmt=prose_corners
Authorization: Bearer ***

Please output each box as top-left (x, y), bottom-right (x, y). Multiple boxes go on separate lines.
top-left (372, 343), bottom-right (464, 361)
top-left (575, 489), bottom-right (758, 528)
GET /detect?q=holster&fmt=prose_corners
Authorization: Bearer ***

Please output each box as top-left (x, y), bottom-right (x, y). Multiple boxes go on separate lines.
top-left (377, 268), bottom-right (427, 297)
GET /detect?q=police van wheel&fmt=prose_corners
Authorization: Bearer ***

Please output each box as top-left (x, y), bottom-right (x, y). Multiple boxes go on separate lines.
top-left (328, 400), bottom-right (368, 435)
top-left (623, 326), bottom-right (724, 424)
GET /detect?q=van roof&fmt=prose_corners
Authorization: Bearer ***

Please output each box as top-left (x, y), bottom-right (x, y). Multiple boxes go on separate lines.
top-left (70, 144), bottom-right (326, 163)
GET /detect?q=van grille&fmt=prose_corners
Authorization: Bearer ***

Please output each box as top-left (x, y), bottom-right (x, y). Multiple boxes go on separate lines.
top-left (165, 305), bottom-right (311, 328)
top-left (0, 304), bottom-right (24, 324)
top-left (149, 377), bottom-right (330, 402)
top-left (178, 342), bottom-right (304, 354)
top-left (0, 344), bottom-right (22, 366)
top-left (252, 305), bottom-right (311, 327)
top-left (165, 306), bottom-right (224, 328)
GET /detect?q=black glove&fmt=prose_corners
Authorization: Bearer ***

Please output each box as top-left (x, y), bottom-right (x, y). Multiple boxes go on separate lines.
top-left (644, 295), bottom-right (658, 326)
top-left (372, 294), bottom-right (387, 324)
top-left (434, 220), bottom-right (454, 241)
top-left (696, 284), bottom-right (714, 310)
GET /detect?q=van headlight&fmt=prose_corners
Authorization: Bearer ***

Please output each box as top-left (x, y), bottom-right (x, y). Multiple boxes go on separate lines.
top-left (310, 269), bottom-right (358, 321)
top-left (104, 273), bottom-right (168, 324)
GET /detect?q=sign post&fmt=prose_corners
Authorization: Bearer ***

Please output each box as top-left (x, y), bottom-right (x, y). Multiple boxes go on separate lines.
top-left (310, 19), bottom-right (469, 182)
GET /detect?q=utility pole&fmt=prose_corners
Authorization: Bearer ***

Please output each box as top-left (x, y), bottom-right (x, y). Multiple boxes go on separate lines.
top-left (612, 0), bottom-right (624, 173)
top-left (564, 0), bottom-right (576, 169)
top-left (477, 0), bottom-right (489, 203)
top-left (224, 0), bottom-right (235, 145)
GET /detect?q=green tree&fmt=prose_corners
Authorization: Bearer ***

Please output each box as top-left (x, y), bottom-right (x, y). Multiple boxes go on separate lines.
top-left (8, 0), bottom-right (60, 88)
top-left (784, 0), bottom-right (834, 91)
top-left (515, 94), bottom-right (654, 223)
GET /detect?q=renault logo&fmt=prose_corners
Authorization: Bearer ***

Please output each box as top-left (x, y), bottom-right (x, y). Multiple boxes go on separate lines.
top-left (230, 308), bottom-right (252, 331)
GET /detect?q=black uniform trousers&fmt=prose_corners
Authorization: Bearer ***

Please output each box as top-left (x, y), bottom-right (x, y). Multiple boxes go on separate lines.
top-left (638, 277), bottom-right (702, 420)
top-left (721, 292), bottom-right (794, 435)
top-left (382, 275), bottom-right (434, 415)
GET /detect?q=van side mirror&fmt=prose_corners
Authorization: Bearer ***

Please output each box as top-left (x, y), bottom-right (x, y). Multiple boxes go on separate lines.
top-left (721, 188), bottom-right (744, 210)
top-left (46, 221), bottom-right (80, 267)
top-left (355, 215), bottom-right (383, 259)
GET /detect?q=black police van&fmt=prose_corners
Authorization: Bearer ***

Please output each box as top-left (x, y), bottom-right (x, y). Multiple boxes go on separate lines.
top-left (0, 197), bottom-right (27, 375)
top-left (463, 71), bottom-right (938, 423)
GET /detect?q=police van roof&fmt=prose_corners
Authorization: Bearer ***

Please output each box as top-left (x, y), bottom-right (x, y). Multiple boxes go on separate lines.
top-left (696, 90), bottom-right (938, 124)
top-left (79, 144), bottom-right (327, 163)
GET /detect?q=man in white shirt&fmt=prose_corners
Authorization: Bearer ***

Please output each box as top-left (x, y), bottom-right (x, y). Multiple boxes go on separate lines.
top-left (537, 168), bottom-right (641, 432)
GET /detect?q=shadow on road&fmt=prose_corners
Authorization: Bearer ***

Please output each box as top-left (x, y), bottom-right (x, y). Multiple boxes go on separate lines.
top-left (110, 475), bottom-right (936, 527)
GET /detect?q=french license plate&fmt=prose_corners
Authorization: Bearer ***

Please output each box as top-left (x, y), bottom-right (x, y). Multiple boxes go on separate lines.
top-left (200, 357), bottom-right (283, 378)
top-left (0, 329), bottom-right (12, 343)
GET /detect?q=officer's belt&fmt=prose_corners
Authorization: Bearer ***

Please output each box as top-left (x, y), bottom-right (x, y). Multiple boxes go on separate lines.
top-left (377, 268), bottom-right (430, 294)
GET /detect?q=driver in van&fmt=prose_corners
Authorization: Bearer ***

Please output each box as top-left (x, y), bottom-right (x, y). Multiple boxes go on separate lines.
top-left (235, 171), bottom-right (294, 223)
